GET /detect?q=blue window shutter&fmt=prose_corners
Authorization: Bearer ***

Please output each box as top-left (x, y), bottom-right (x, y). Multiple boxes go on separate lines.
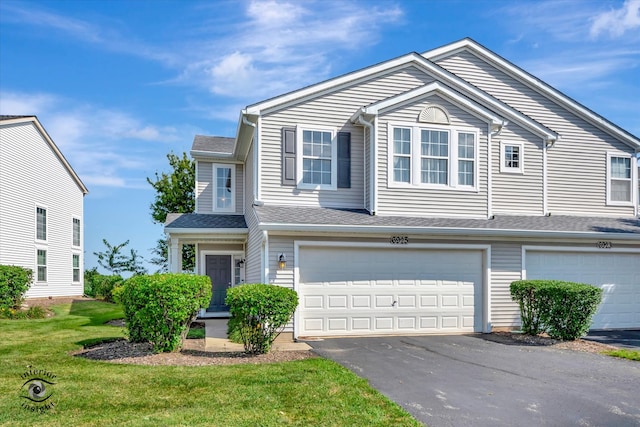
top-left (337, 132), bottom-right (351, 188)
top-left (282, 127), bottom-right (296, 186)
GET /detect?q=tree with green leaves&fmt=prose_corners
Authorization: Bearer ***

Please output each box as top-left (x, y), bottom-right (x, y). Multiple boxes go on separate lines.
top-left (93, 239), bottom-right (146, 275)
top-left (147, 152), bottom-right (196, 272)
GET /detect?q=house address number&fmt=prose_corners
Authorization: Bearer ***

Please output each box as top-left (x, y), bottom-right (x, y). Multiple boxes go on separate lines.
top-left (596, 241), bottom-right (612, 249)
top-left (390, 236), bottom-right (409, 244)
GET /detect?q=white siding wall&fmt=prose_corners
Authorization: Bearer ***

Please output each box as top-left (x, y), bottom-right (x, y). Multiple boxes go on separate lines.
top-left (196, 161), bottom-right (244, 215)
top-left (0, 122), bottom-right (84, 297)
top-left (259, 66), bottom-right (436, 208)
top-left (268, 236), bottom-right (294, 289)
top-left (376, 95), bottom-right (489, 217)
top-left (490, 242), bottom-right (522, 327)
top-left (436, 50), bottom-right (635, 217)
top-left (244, 144), bottom-right (262, 283)
top-left (492, 124), bottom-right (544, 215)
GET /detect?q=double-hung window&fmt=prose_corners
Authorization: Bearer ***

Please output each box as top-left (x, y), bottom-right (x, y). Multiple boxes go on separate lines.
top-left (36, 207), bottom-right (47, 241)
top-left (37, 249), bottom-right (47, 282)
top-left (213, 164), bottom-right (235, 212)
top-left (393, 127), bottom-right (411, 183)
top-left (421, 129), bottom-right (449, 185)
top-left (607, 153), bottom-right (633, 205)
top-left (73, 218), bottom-right (81, 247)
top-left (500, 142), bottom-right (524, 173)
top-left (72, 254), bottom-right (80, 283)
top-left (297, 127), bottom-right (337, 190)
top-left (390, 124), bottom-right (477, 190)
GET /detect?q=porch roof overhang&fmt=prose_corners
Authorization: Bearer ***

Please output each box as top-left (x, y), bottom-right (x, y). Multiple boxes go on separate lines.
top-left (164, 213), bottom-right (248, 236)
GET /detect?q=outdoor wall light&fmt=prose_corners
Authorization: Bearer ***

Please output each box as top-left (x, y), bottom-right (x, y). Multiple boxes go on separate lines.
top-left (236, 258), bottom-right (245, 267)
top-left (278, 253), bottom-right (286, 269)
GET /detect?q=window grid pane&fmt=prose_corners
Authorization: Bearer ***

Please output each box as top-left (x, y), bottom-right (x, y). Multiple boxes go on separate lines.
top-left (420, 129), bottom-right (449, 184)
top-left (505, 146), bottom-right (520, 168)
top-left (216, 167), bottom-right (232, 209)
top-left (73, 218), bottom-right (81, 246)
top-left (302, 130), bottom-right (332, 185)
top-left (458, 133), bottom-right (475, 186)
top-left (72, 254), bottom-right (80, 282)
top-left (610, 157), bottom-right (632, 202)
top-left (37, 249), bottom-right (47, 282)
top-left (611, 157), bottom-right (631, 178)
top-left (393, 127), bottom-right (411, 183)
top-left (36, 207), bottom-right (46, 240)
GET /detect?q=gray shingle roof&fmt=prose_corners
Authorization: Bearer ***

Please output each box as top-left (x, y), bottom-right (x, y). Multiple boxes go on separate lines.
top-left (165, 213), bottom-right (247, 229)
top-left (254, 206), bottom-right (640, 235)
top-left (191, 135), bottom-right (235, 154)
top-left (0, 115), bottom-right (34, 121)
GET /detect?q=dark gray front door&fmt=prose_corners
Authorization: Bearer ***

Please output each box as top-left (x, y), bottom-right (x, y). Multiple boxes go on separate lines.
top-left (205, 255), bottom-right (232, 312)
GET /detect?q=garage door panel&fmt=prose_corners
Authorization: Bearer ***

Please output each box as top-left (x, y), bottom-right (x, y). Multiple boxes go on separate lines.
top-left (527, 251), bottom-right (640, 330)
top-left (298, 246), bottom-right (483, 336)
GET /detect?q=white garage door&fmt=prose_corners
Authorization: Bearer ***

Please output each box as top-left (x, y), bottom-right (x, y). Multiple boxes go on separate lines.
top-left (297, 246), bottom-right (483, 337)
top-left (526, 251), bottom-right (640, 330)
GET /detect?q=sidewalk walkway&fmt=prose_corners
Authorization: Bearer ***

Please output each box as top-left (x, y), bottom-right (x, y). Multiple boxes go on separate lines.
top-left (204, 318), bottom-right (311, 352)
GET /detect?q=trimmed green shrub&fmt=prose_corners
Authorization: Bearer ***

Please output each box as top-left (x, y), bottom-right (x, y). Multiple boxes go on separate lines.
top-left (226, 284), bottom-right (298, 354)
top-left (0, 305), bottom-right (47, 319)
top-left (510, 280), bottom-right (603, 340)
top-left (509, 280), bottom-right (549, 335)
top-left (0, 265), bottom-right (33, 310)
top-left (87, 274), bottom-right (124, 302)
top-left (537, 282), bottom-right (603, 340)
top-left (117, 273), bottom-right (211, 352)
top-left (83, 267), bottom-right (100, 297)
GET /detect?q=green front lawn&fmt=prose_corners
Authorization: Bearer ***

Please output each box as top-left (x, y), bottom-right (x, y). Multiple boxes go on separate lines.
top-left (0, 301), bottom-right (420, 426)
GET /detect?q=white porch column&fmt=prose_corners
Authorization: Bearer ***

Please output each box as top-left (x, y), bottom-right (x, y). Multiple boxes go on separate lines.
top-left (169, 237), bottom-right (182, 272)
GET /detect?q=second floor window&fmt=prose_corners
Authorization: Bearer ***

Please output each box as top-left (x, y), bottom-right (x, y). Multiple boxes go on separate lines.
top-left (302, 130), bottom-right (333, 186)
top-left (214, 164), bottom-right (235, 212)
top-left (73, 218), bottom-right (81, 247)
top-left (609, 155), bottom-right (632, 203)
top-left (36, 207), bottom-right (47, 241)
top-left (390, 124), bottom-right (477, 190)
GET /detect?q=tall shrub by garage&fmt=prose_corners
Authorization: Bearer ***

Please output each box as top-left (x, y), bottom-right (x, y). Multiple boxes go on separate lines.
top-left (510, 280), bottom-right (603, 340)
top-left (0, 265), bottom-right (33, 310)
top-left (116, 273), bottom-right (211, 352)
top-left (226, 284), bottom-right (298, 354)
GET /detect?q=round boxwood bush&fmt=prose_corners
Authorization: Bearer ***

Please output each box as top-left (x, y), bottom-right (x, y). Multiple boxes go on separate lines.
top-left (226, 284), bottom-right (298, 354)
top-left (117, 273), bottom-right (211, 352)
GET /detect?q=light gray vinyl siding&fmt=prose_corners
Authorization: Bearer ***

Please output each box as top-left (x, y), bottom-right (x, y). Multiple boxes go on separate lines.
top-left (195, 161), bottom-right (244, 214)
top-left (268, 236), bottom-right (294, 289)
top-left (259, 65), bottom-right (436, 208)
top-left (244, 144), bottom-right (262, 283)
top-left (364, 127), bottom-right (371, 211)
top-left (195, 160), bottom-right (212, 213)
top-left (376, 94), bottom-right (489, 217)
top-left (490, 242), bottom-right (522, 327)
top-left (492, 124), bottom-right (544, 214)
top-left (435, 50), bottom-right (635, 216)
top-left (0, 121), bottom-right (84, 297)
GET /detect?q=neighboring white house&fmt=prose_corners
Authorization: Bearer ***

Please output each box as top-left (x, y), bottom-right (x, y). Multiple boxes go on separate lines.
top-left (0, 115), bottom-right (88, 298)
top-left (166, 38), bottom-right (640, 336)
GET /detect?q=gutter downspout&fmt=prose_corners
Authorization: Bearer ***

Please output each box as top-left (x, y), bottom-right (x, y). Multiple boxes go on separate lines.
top-left (261, 230), bottom-right (269, 284)
top-left (357, 115), bottom-right (376, 215)
top-left (488, 121), bottom-right (507, 219)
top-left (635, 149), bottom-right (640, 217)
top-left (242, 115), bottom-right (260, 203)
top-left (543, 136), bottom-right (558, 216)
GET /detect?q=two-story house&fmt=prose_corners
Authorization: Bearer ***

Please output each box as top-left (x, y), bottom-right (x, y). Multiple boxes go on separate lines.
top-left (0, 115), bottom-right (88, 298)
top-left (165, 38), bottom-right (640, 337)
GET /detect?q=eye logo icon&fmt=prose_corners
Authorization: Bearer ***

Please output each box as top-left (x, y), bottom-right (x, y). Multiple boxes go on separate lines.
top-left (19, 368), bottom-right (57, 413)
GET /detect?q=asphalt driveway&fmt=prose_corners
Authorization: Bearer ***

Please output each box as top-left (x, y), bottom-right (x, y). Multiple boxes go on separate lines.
top-left (310, 335), bottom-right (640, 427)
top-left (585, 330), bottom-right (640, 350)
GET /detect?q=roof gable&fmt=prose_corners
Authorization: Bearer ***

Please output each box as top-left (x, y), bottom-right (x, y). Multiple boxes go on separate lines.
top-left (423, 38), bottom-right (640, 150)
top-left (0, 116), bottom-right (88, 194)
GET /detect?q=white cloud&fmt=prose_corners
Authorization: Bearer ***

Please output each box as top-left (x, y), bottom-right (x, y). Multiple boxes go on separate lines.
top-left (0, 91), bottom-right (193, 189)
top-left (590, 0), bottom-right (640, 38)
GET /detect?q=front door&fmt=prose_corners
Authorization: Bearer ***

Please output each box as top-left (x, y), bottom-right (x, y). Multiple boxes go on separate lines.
top-left (205, 255), bottom-right (232, 312)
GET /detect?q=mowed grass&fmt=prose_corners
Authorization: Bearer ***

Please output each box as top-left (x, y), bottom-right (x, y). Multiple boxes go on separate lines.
top-left (0, 301), bottom-right (421, 427)
top-left (602, 348), bottom-right (640, 361)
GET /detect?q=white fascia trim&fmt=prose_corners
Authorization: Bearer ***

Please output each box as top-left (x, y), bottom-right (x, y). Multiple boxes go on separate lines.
top-left (365, 82), bottom-right (504, 127)
top-left (164, 228), bottom-right (248, 234)
top-left (260, 222), bottom-right (640, 240)
top-left (190, 150), bottom-right (237, 160)
top-left (246, 54), bottom-right (425, 115)
top-left (424, 39), bottom-right (640, 149)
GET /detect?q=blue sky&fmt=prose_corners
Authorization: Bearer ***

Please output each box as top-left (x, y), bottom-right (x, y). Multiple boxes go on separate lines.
top-left (1, 0), bottom-right (639, 273)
